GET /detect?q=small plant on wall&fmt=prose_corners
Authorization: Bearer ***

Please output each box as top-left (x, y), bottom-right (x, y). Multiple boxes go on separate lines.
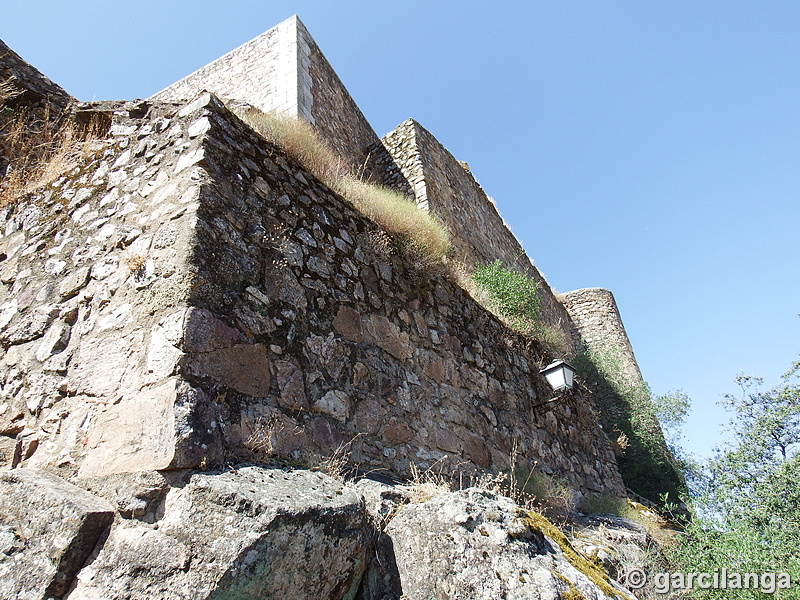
top-left (472, 260), bottom-right (540, 334)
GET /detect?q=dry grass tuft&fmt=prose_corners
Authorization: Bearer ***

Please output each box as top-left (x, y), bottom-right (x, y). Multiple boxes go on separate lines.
top-left (124, 254), bottom-right (148, 272)
top-left (0, 105), bottom-right (105, 207)
top-left (318, 434), bottom-right (364, 481)
top-left (531, 321), bottom-right (571, 356)
top-left (400, 460), bottom-right (454, 503)
top-left (236, 107), bottom-right (452, 265)
top-left (0, 78), bottom-right (19, 104)
top-left (244, 415), bottom-right (281, 458)
top-left (334, 176), bottom-right (451, 262)
top-left (610, 432), bottom-right (631, 457)
top-left (237, 107), bottom-right (346, 184)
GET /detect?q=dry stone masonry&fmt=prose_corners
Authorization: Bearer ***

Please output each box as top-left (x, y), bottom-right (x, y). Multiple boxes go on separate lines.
top-left (381, 118), bottom-right (580, 343)
top-left (0, 91), bottom-right (624, 496)
top-left (561, 288), bottom-right (642, 383)
top-left (0, 15), bottom-right (672, 599)
top-left (0, 39), bottom-right (75, 178)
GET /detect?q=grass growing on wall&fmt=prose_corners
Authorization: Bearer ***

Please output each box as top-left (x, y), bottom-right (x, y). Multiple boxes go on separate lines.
top-left (335, 176), bottom-right (451, 263)
top-left (0, 105), bottom-right (102, 207)
top-left (472, 260), bottom-right (540, 331)
top-left (239, 109), bottom-right (574, 350)
top-left (573, 345), bottom-right (686, 504)
top-left (467, 259), bottom-right (570, 354)
top-left (237, 108), bottom-right (452, 263)
top-left (236, 108), bottom-right (346, 184)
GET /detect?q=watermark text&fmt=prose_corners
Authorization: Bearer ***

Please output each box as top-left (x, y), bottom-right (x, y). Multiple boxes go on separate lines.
top-left (625, 568), bottom-right (793, 594)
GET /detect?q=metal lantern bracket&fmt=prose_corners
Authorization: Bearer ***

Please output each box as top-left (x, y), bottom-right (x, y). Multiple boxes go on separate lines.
top-left (532, 390), bottom-right (573, 413)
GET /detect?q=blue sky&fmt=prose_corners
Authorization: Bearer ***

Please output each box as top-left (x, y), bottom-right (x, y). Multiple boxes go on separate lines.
top-left (4, 1), bottom-right (799, 459)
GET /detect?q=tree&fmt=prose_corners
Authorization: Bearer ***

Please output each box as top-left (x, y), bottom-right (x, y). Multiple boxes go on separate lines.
top-left (653, 389), bottom-right (703, 496)
top-left (672, 360), bottom-right (800, 598)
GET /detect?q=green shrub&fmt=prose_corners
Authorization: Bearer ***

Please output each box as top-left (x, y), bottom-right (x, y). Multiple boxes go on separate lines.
top-left (472, 260), bottom-right (540, 333)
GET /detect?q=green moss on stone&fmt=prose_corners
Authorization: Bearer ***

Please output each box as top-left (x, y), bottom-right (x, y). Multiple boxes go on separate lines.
top-left (555, 572), bottom-right (589, 600)
top-left (520, 511), bottom-right (632, 600)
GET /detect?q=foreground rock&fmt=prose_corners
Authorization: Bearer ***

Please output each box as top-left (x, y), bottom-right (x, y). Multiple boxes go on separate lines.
top-left (386, 488), bottom-right (636, 600)
top-left (0, 469), bottom-right (114, 600)
top-left (68, 466), bottom-right (369, 599)
top-left (1, 466), bottom-right (649, 600)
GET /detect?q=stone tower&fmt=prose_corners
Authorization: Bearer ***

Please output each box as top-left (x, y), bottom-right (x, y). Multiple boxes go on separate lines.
top-left (151, 15), bottom-right (392, 182)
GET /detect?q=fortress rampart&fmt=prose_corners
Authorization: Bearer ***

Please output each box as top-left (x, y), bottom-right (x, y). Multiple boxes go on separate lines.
top-left (0, 93), bottom-right (625, 494)
top-left (0, 15), bottom-right (676, 501)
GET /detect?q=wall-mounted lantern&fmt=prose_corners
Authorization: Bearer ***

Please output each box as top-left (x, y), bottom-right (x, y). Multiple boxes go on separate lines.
top-left (539, 360), bottom-right (576, 394)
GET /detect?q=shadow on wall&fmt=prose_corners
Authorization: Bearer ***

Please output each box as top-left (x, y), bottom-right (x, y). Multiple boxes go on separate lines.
top-left (573, 347), bottom-right (686, 505)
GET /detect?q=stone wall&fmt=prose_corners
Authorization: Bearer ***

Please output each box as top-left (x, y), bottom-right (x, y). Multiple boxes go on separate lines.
top-left (381, 119), bottom-right (581, 347)
top-left (299, 19), bottom-right (398, 185)
top-left (561, 287), bottom-right (641, 383)
top-left (0, 39), bottom-right (73, 113)
top-left (150, 18), bottom-right (293, 116)
top-left (150, 16), bottom-right (404, 187)
top-left (0, 97), bottom-right (222, 476)
top-left (0, 92), bottom-right (625, 496)
top-left (562, 287), bottom-right (685, 501)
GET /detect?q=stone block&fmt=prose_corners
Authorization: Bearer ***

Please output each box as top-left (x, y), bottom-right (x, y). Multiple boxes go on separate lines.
top-left (435, 428), bottom-right (461, 454)
top-left (353, 398), bottom-right (382, 436)
top-left (313, 390), bottom-right (351, 422)
top-left (70, 467), bottom-right (370, 600)
top-left (0, 435), bottom-right (18, 469)
top-left (423, 360), bottom-right (445, 383)
top-left (332, 305), bottom-right (363, 342)
top-left (306, 332), bottom-right (349, 381)
top-left (363, 314), bottom-right (412, 360)
top-left (384, 420), bottom-right (414, 445)
top-left (185, 343), bottom-right (270, 397)
top-left (462, 433), bottom-right (491, 468)
top-left (78, 378), bottom-right (220, 477)
top-left (276, 358), bottom-right (309, 411)
top-left (182, 307), bottom-right (241, 352)
top-left (311, 416), bottom-right (347, 452)
top-left (0, 469), bottom-right (114, 599)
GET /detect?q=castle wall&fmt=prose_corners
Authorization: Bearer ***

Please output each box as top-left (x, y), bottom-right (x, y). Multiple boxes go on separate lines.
top-left (186, 97), bottom-right (624, 494)
top-left (0, 38), bottom-right (73, 113)
top-left (0, 94), bottom-right (625, 496)
top-left (561, 287), bottom-right (685, 501)
top-left (381, 119), bottom-right (581, 349)
top-left (150, 19), bottom-right (295, 116)
top-left (0, 97), bottom-right (228, 477)
top-left (561, 288), bottom-right (642, 383)
top-left (1, 39), bottom-right (75, 176)
top-left (150, 16), bottom-right (404, 188)
top-left (300, 20), bottom-right (387, 183)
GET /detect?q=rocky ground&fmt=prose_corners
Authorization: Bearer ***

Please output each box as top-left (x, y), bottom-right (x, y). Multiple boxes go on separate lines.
top-left (0, 465), bottom-right (663, 600)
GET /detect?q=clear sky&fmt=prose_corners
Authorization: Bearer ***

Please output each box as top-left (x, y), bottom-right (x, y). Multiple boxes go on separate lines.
top-left (4, 1), bottom-right (799, 460)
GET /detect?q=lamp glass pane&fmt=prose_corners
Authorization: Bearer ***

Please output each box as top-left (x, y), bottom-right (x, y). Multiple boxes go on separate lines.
top-left (544, 368), bottom-right (566, 391)
top-left (564, 367), bottom-right (574, 389)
